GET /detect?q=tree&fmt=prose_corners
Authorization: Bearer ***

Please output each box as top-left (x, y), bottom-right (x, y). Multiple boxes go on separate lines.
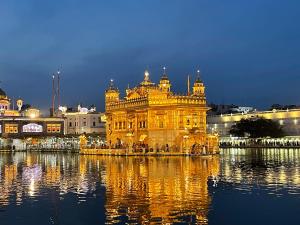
top-left (21, 104), bottom-right (31, 111)
top-left (229, 118), bottom-right (284, 138)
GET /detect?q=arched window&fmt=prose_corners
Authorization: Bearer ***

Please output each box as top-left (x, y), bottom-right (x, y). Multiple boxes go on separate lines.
top-left (187, 119), bottom-right (190, 125)
top-left (22, 123), bottom-right (43, 133)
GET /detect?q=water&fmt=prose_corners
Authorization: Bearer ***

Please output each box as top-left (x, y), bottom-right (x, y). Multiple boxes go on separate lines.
top-left (0, 149), bottom-right (300, 225)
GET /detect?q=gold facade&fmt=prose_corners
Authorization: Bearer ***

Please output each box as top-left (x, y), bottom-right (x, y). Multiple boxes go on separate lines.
top-left (105, 70), bottom-right (218, 153)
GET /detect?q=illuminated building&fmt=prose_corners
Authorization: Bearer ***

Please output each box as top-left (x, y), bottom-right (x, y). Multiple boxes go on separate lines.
top-left (207, 108), bottom-right (300, 137)
top-left (60, 104), bottom-right (106, 136)
top-left (105, 69), bottom-right (218, 153)
top-left (208, 103), bottom-right (254, 115)
top-left (0, 87), bottom-right (64, 138)
top-left (0, 88), bottom-right (19, 116)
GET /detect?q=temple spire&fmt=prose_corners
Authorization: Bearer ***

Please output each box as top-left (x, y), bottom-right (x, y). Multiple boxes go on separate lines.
top-left (161, 66), bottom-right (169, 80)
top-left (163, 66), bottom-right (166, 75)
top-left (107, 78), bottom-right (118, 91)
top-left (144, 70), bottom-right (150, 81)
top-left (140, 69), bottom-right (154, 86)
top-left (110, 79), bottom-right (114, 88)
top-left (196, 69), bottom-right (202, 83)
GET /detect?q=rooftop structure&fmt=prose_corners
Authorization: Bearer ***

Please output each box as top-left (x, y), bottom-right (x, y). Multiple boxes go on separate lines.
top-left (207, 108), bottom-right (300, 137)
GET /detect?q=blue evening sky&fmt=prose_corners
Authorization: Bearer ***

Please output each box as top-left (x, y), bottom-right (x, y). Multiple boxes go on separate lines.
top-left (0, 0), bottom-right (299, 112)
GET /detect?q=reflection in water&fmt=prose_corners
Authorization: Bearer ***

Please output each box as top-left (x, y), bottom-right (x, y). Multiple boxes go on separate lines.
top-left (220, 148), bottom-right (300, 196)
top-left (0, 153), bottom-right (100, 207)
top-left (0, 153), bottom-right (219, 224)
top-left (101, 156), bottom-right (219, 224)
top-left (0, 149), bottom-right (300, 224)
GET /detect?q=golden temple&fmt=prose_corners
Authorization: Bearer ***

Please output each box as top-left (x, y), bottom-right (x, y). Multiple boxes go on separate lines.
top-left (105, 69), bottom-right (219, 154)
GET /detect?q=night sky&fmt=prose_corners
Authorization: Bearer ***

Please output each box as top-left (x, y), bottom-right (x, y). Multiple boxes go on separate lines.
top-left (1, 0), bottom-right (300, 113)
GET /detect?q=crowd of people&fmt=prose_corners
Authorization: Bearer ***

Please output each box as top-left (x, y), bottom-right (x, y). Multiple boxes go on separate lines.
top-left (86, 141), bottom-right (212, 155)
top-left (220, 139), bottom-right (300, 148)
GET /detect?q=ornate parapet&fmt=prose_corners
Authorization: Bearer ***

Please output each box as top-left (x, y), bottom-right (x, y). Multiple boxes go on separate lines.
top-left (106, 95), bottom-right (207, 111)
top-left (106, 97), bottom-right (148, 111)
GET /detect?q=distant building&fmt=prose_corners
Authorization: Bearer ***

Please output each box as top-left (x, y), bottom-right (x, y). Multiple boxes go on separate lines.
top-left (269, 104), bottom-right (299, 110)
top-left (208, 103), bottom-right (254, 115)
top-left (230, 106), bottom-right (254, 114)
top-left (207, 108), bottom-right (300, 137)
top-left (60, 105), bottom-right (105, 136)
top-left (0, 87), bottom-right (65, 138)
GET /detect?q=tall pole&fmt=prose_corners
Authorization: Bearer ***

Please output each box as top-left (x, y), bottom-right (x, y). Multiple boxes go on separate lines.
top-left (57, 70), bottom-right (60, 109)
top-left (187, 75), bottom-right (190, 96)
top-left (52, 74), bottom-right (56, 117)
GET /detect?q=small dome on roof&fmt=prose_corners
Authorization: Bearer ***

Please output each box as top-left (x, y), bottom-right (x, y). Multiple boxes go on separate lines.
top-left (106, 79), bottom-right (119, 92)
top-left (0, 88), bottom-right (7, 96)
top-left (195, 70), bottom-right (203, 84)
top-left (195, 76), bottom-right (202, 84)
top-left (160, 73), bottom-right (169, 81)
top-left (160, 66), bottom-right (169, 81)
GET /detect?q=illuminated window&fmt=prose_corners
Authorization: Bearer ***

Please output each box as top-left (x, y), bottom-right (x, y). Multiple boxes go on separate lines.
top-left (47, 124), bottom-right (61, 133)
top-left (5, 124), bottom-right (18, 134)
top-left (23, 123), bottom-right (43, 133)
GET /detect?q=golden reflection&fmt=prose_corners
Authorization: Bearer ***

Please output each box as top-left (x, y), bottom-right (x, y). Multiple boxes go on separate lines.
top-left (0, 165), bottom-right (18, 205)
top-left (1, 149), bottom-right (300, 223)
top-left (0, 153), bottom-right (99, 206)
top-left (84, 156), bottom-right (220, 224)
top-left (4, 165), bottom-right (17, 186)
top-left (45, 165), bottom-right (61, 185)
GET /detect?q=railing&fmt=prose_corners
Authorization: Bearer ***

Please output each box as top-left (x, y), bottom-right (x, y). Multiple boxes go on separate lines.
top-left (220, 138), bottom-right (300, 148)
top-left (26, 143), bottom-right (80, 151)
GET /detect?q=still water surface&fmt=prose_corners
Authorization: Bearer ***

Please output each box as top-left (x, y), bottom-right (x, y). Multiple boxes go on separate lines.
top-left (0, 149), bottom-right (300, 225)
